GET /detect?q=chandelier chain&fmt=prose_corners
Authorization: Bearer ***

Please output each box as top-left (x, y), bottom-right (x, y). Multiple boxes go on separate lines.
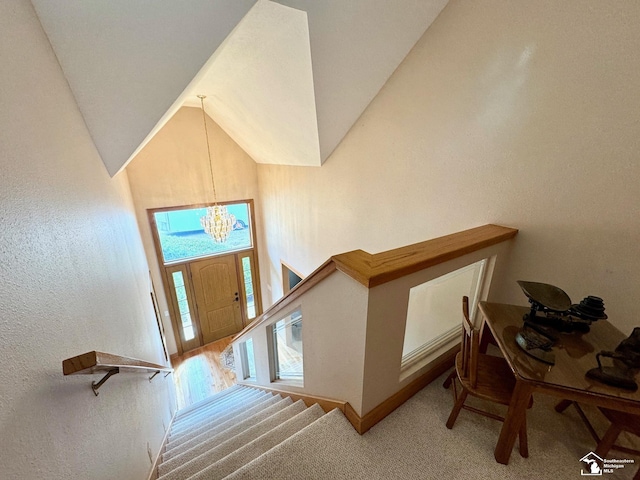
top-left (197, 94), bottom-right (233, 244)
top-left (199, 95), bottom-right (218, 204)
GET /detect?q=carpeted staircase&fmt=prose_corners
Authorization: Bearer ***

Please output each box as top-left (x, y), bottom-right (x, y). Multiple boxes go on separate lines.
top-left (156, 385), bottom-right (340, 480)
top-left (155, 374), bottom-right (630, 480)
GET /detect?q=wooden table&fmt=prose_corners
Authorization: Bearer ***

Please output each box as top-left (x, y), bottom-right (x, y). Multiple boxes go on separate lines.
top-left (479, 302), bottom-right (640, 465)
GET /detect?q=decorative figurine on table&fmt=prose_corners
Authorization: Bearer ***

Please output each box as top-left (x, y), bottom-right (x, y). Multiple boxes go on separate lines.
top-left (586, 327), bottom-right (640, 391)
top-left (516, 281), bottom-right (607, 365)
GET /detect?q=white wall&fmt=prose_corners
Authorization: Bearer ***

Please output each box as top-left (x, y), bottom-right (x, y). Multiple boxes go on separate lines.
top-left (257, 0), bottom-right (640, 334)
top-left (235, 241), bottom-right (510, 416)
top-left (361, 245), bottom-right (505, 414)
top-left (402, 259), bottom-right (485, 357)
top-left (31, 0), bottom-right (257, 176)
top-left (126, 106), bottom-right (261, 355)
top-left (0, 2), bottom-right (175, 479)
top-left (236, 271), bottom-right (369, 412)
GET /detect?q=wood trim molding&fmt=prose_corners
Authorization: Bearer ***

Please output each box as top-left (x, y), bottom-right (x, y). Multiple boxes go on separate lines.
top-left (234, 224), bottom-right (517, 343)
top-left (332, 224), bottom-right (518, 288)
top-left (240, 383), bottom-right (347, 414)
top-left (146, 411), bottom-right (176, 480)
top-left (233, 260), bottom-right (337, 342)
top-left (240, 347), bottom-right (456, 435)
top-left (147, 199), bottom-right (261, 356)
top-left (345, 346), bottom-right (458, 434)
top-left (62, 351), bottom-right (172, 375)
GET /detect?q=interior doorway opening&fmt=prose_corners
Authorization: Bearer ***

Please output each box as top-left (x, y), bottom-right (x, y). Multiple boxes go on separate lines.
top-left (281, 261), bottom-right (304, 295)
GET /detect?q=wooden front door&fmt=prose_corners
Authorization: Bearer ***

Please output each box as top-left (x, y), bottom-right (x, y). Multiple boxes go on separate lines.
top-left (190, 255), bottom-right (244, 344)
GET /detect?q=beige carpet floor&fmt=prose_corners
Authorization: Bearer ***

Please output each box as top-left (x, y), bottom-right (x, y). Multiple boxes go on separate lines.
top-left (225, 370), bottom-right (640, 479)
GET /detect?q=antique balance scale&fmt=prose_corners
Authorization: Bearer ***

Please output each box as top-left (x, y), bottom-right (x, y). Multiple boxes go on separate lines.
top-left (516, 281), bottom-right (640, 390)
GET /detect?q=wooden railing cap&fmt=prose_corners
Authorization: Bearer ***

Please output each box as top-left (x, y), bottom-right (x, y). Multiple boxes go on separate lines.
top-left (332, 224), bottom-right (518, 288)
top-left (233, 224), bottom-right (517, 342)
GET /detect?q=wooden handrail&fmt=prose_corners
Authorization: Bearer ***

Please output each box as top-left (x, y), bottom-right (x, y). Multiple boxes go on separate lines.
top-left (63, 351), bottom-right (172, 396)
top-left (332, 224), bottom-right (518, 288)
top-left (63, 351), bottom-right (172, 375)
top-left (234, 224), bottom-right (518, 342)
top-left (233, 260), bottom-right (337, 342)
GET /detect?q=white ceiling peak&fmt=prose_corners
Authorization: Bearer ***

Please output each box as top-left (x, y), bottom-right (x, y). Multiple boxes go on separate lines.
top-left (183, 1), bottom-right (321, 167)
top-left (32, 0), bottom-right (450, 175)
top-left (31, 0), bottom-right (257, 176)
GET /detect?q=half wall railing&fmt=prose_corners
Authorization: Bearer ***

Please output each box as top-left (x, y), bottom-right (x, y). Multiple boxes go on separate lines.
top-left (232, 224), bottom-right (518, 432)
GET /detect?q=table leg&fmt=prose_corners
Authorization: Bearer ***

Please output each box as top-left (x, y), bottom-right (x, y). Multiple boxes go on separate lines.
top-left (479, 318), bottom-right (496, 354)
top-left (495, 380), bottom-right (534, 465)
top-left (554, 399), bottom-right (572, 413)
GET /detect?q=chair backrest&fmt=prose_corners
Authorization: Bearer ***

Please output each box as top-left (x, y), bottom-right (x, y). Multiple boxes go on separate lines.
top-left (459, 295), bottom-right (480, 388)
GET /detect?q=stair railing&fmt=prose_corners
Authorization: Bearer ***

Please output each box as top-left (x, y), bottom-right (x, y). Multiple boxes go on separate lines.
top-left (231, 224), bottom-right (518, 432)
top-left (63, 351), bottom-right (173, 396)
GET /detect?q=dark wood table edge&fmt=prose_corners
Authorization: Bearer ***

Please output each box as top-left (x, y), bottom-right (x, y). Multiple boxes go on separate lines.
top-left (477, 301), bottom-right (640, 465)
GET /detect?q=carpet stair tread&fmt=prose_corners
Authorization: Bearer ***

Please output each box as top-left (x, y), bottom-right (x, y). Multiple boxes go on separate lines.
top-left (175, 385), bottom-right (243, 420)
top-left (167, 394), bottom-right (274, 448)
top-left (220, 409), bottom-right (357, 480)
top-left (158, 400), bottom-right (307, 479)
top-left (159, 397), bottom-right (293, 470)
top-left (165, 395), bottom-right (279, 453)
top-left (155, 385), bottom-right (342, 480)
top-left (184, 404), bottom-right (326, 480)
top-left (171, 390), bottom-right (265, 435)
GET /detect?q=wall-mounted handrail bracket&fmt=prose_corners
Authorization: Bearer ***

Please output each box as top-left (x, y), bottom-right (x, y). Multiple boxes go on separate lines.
top-left (63, 351), bottom-right (173, 396)
top-left (91, 367), bottom-right (119, 396)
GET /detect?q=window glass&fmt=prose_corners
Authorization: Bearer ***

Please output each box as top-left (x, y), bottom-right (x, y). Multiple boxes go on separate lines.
top-left (243, 338), bottom-right (256, 380)
top-left (402, 259), bottom-right (487, 367)
top-left (154, 202), bottom-right (252, 263)
top-left (242, 256), bottom-right (256, 320)
top-left (172, 271), bottom-right (195, 341)
top-left (272, 309), bottom-right (303, 381)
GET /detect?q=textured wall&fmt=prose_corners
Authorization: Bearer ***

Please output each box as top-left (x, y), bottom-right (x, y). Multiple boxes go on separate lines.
top-left (257, 0), bottom-right (640, 334)
top-left (0, 1), bottom-right (175, 479)
top-left (237, 270), bottom-right (369, 412)
top-left (126, 106), bottom-right (261, 355)
top-left (361, 244), bottom-right (509, 414)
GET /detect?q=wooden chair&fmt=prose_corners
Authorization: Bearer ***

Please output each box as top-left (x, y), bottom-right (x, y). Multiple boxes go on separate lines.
top-left (446, 296), bottom-right (530, 458)
top-left (442, 318), bottom-right (498, 389)
top-left (555, 400), bottom-right (640, 479)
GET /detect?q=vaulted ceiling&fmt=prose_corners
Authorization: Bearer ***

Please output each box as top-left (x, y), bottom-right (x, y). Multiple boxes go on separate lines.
top-left (32, 0), bottom-right (449, 176)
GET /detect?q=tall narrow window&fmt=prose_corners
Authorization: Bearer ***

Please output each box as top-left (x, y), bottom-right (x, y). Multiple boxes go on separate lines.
top-left (242, 257), bottom-right (256, 320)
top-left (172, 271), bottom-right (195, 341)
top-left (272, 309), bottom-right (303, 382)
top-left (240, 338), bottom-right (256, 380)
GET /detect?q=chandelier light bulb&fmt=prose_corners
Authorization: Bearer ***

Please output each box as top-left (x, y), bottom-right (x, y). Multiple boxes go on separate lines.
top-left (200, 205), bottom-right (235, 244)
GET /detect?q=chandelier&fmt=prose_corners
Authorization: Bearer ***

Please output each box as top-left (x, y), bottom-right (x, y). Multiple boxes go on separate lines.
top-left (197, 95), bottom-right (235, 243)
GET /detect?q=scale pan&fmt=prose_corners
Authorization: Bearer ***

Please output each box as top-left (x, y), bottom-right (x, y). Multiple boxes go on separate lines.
top-left (517, 280), bottom-right (572, 312)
